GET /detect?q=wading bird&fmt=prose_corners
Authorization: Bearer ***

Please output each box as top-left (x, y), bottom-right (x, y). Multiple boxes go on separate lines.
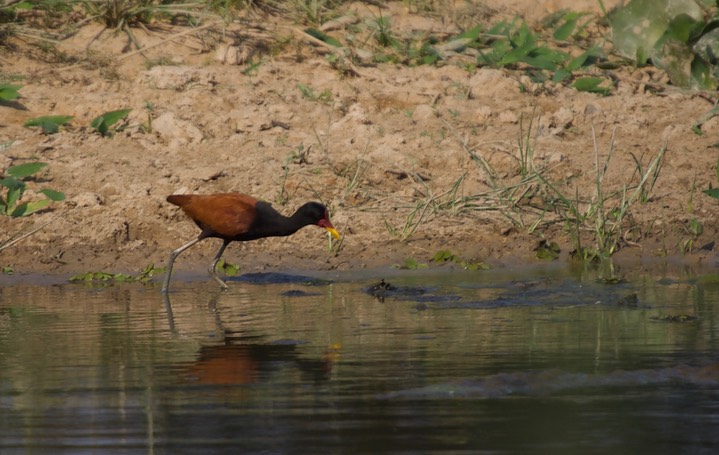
top-left (161, 193), bottom-right (340, 293)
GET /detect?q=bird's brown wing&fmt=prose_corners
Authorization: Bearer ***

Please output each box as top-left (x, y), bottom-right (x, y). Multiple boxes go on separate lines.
top-left (174, 193), bottom-right (258, 238)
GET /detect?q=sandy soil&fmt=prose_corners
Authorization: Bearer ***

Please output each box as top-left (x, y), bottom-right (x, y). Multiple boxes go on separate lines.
top-left (1, 0), bottom-right (717, 281)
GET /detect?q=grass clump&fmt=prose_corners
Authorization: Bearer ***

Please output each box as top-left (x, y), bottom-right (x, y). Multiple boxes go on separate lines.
top-left (540, 127), bottom-right (667, 261)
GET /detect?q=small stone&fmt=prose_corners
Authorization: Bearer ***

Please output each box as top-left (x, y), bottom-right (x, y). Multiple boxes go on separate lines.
top-left (498, 110), bottom-right (519, 124)
top-left (73, 192), bottom-right (104, 207)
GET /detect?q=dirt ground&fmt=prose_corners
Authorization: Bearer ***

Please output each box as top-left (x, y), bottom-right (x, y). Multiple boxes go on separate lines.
top-left (1, 0), bottom-right (717, 281)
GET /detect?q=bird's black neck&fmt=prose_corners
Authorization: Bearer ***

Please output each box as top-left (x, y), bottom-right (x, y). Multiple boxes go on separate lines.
top-left (241, 201), bottom-right (313, 240)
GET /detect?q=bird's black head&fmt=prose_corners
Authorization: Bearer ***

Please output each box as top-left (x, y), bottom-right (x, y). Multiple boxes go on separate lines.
top-left (296, 202), bottom-right (329, 224)
top-left (296, 202), bottom-right (340, 239)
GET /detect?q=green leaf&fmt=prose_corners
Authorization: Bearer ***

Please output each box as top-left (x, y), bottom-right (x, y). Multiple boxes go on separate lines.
top-left (304, 28), bottom-right (342, 47)
top-left (456, 24), bottom-right (484, 42)
top-left (39, 188), bottom-right (65, 201)
top-left (703, 188), bottom-right (719, 199)
top-left (1, 176), bottom-right (23, 190)
top-left (93, 118), bottom-right (108, 135)
top-left (4, 181), bottom-right (23, 211)
top-left (608, 0), bottom-right (702, 64)
top-left (690, 56), bottom-right (715, 90)
top-left (566, 46), bottom-right (602, 71)
top-left (6, 162), bottom-right (47, 178)
top-left (573, 77), bottom-right (611, 95)
top-left (0, 84), bottom-right (21, 102)
top-left (693, 24), bottom-right (719, 63)
top-left (24, 115), bottom-right (73, 134)
top-left (553, 17), bottom-right (577, 41)
top-left (665, 14), bottom-right (699, 43)
top-left (91, 109), bottom-right (131, 134)
top-left (10, 199), bottom-right (49, 217)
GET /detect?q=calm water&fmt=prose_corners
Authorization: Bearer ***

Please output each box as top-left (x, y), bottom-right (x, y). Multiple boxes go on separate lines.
top-left (1, 265), bottom-right (719, 454)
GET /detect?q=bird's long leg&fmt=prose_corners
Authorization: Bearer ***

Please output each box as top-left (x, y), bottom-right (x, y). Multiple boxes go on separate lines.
top-left (161, 237), bottom-right (202, 293)
top-left (208, 239), bottom-right (231, 290)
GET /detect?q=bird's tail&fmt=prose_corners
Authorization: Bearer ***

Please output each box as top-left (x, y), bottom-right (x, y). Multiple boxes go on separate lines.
top-left (166, 194), bottom-right (193, 207)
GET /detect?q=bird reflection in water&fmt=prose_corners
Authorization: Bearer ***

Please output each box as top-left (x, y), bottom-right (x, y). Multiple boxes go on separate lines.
top-left (163, 292), bottom-right (339, 388)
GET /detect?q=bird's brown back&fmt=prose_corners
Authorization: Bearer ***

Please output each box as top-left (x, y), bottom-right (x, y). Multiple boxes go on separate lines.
top-left (167, 193), bottom-right (258, 238)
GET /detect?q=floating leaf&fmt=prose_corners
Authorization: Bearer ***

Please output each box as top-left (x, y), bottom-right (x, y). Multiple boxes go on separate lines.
top-left (535, 240), bottom-right (561, 260)
top-left (216, 259), bottom-right (240, 276)
top-left (6, 162), bottom-right (47, 179)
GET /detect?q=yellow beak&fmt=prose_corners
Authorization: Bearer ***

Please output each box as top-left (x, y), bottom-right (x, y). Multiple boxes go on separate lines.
top-left (325, 227), bottom-right (341, 240)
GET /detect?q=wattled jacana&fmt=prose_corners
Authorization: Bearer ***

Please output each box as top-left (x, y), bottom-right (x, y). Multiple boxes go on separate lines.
top-left (161, 193), bottom-right (340, 293)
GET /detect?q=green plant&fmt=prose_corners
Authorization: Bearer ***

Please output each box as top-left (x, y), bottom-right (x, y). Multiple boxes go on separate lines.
top-left (2, 266), bottom-right (14, 275)
top-left (517, 109), bottom-right (538, 177)
top-left (297, 83), bottom-right (332, 104)
top-left (680, 218), bottom-right (703, 254)
top-left (384, 197), bottom-right (433, 242)
top-left (24, 115), bottom-right (74, 134)
top-left (630, 145), bottom-right (667, 203)
top-left (276, 144), bottom-right (310, 205)
top-left (141, 102), bottom-right (154, 133)
top-left (0, 83), bottom-right (21, 102)
top-left (290, 0), bottom-right (335, 25)
top-left (538, 127), bottom-right (666, 261)
top-left (608, 0), bottom-right (719, 89)
top-left (443, 115), bottom-right (548, 231)
top-left (702, 159), bottom-right (719, 200)
top-left (90, 108), bottom-right (131, 136)
top-left (1, 162), bottom-right (65, 217)
top-left (242, 56), bottom-right (262, 76)
top-left (370, 11), bottom-right (398, 48)
top-left (81, 0), bottom-right (216, 50)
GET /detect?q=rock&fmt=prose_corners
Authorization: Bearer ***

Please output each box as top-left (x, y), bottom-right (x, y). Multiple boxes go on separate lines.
top-left (73, 192), bottom-right (104, 207)
top-left (152, 112), bottom-right (204, 146)
top-left (475, 105), bottom-right (492, 122)
top-left (498, 110), bottom-right (519, 124)
top-left (138, 66), bottom-right (217, 91)
top-left (215, 44), bottom-right (254, 65)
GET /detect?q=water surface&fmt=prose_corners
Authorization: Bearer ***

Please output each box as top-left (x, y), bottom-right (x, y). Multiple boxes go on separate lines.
top-left (1, 265), bottom-right (718, 454)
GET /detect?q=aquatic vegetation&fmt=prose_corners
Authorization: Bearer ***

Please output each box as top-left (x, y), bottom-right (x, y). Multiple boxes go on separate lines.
top-left (534, 240), bottom-right (560, 260)
top-left (70, 263), bottom-right (162, 284)
top-left (431, 250), bottom-right (490, 270)
top-left (393, 257), bottom-right (428, 270)
top-left (215, 258), bottom-right (239, 277)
